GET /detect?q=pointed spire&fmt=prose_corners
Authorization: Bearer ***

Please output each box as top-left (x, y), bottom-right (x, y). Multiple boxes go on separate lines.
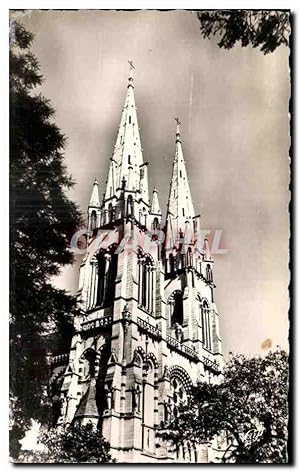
top-left (89, 178), bottom-right (100, 207)
top-left (150, 187), bottom-right (161, 215)
top-left (103, 63), bottom-right (149, 204)
top-left (166, 119), bottom-right (195, 244)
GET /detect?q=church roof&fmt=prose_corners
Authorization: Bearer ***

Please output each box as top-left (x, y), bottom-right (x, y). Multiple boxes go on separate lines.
top-left (74, 379), bottom-right (99, 419)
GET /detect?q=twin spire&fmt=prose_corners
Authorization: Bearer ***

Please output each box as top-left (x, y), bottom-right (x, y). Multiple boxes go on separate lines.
top-left (166, 117), bottom-right (195, 242)
top-left (89, 63), bottom-right (196, 243)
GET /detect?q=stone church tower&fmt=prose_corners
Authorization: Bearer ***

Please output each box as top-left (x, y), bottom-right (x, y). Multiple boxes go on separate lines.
top-left (52, 66), bottom-right (224, 463)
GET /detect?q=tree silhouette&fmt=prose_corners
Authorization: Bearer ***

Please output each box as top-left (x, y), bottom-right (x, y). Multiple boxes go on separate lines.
top-left (160, 350), bottom-right (289, 463)
top-left (9, 20), bottom-right (82, 458)
top-left (20, 422), bottom-right (115, 463)
top-left (196, 10), bottom-right (290, 54)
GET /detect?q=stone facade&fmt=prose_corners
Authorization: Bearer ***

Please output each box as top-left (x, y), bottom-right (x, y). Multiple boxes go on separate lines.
top-left (53, 66), bottom-right (224, 463)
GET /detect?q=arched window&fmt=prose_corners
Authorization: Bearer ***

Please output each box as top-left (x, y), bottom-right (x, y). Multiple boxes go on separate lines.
top-left (169, 291), bottom-right (184, 326)
top-left (201, 300), bottom-right (212, 351)
top-left (143, 360), bottom-right (156, 452)
top-left (175, 251), bottom-right (183, 270)
top-left (186, 247), bottom-right (193, 267)
top-left (94, 251), bottom-right (118, 308)
top-left (89, 210), bottom-right (97, 231)
top-left (152, 217), bottom-right (159, 231)
top-left (108, 203), bottom-right (113, 223)
top-left (126, 195), bottom-right (133, 216)
top-left (81, 348), bottom-right (97, 378)
top-left (206, 264), bottom-right (213, 283)
top-left (138, 254), bottom-right (154, 313)
top-left (170, 376), bottom-right (187, 418)
top-left (164, 366), bottom-right (192, 424)
top-left (140, 207), bottom-right (147, 227)
top-left (169, 253), bottom-right (175, 273)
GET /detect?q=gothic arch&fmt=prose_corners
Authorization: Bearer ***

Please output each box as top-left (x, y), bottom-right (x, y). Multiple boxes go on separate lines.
top-left (126, 194), bottom-right (133, 216)
top-left (79, 347), bottom-right (98, 378)
top-left (108, 203), bottom-right (113, 223)
top-left (94, 248), bottom-right (118, 308)
top-left (81, 347), bottom-right (97, 359)
top-left (152, 217), bottom-right (160, 231)
top-left (196, 294), bottom-right (210, 308)
top-left (137, 250), bottom-right (155, 266)
top-left (167, 365), bottom-right (193, 393)
top-left (197, 296), bottom-right (212, 351)
top-left (168, 290), bottom-right (184, 326)
top-left (140, 206), bottom-right (147, 227)
top-left (133, 352), bottom-right (143, 368)
top-left (90, 210), bottom-right (97, 231)
top-left (137, 252), bottom-right (155, 313)
top-left (145, 352), bottom-right (159, 370)
top-left (206, 263), bottom-right (213, 283)
top-left (133, 346), bottom-right (146, 365)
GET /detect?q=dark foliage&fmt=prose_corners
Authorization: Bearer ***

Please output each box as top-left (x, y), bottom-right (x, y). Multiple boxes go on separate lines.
top-left (196, 10), bottom-right (290, 54)
top-left (20, 422), bottom-right (115, 463)
top-left (160, 350), bottom-right (288, 463)
top-left (9, 20), bottom-right (82, 458)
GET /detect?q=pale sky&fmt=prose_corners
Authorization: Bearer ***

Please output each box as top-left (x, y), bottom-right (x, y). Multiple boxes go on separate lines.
top-left (18, 10), bottom-right (290, 356)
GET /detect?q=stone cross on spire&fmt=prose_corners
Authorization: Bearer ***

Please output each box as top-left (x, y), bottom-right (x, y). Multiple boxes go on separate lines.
top-left (128, 60), bottom-right (135, 85)
top-left (128, 60), bottom-right (135, 70)
top-left (175, 117), bottom-right (181, 142)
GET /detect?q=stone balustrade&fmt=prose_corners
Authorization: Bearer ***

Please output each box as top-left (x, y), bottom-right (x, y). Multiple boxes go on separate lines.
top-left (137, 317), bottom-right (162, 340)
top-left (166, 335), bottom-right (199, 362)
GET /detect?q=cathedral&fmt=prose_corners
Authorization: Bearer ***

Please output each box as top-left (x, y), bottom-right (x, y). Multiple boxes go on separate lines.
top-left (50, 65), bottom-right (224, 463)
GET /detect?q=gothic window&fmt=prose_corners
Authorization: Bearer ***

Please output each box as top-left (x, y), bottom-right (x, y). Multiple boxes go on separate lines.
top-left (131, 383), bottom-right (142, 413)
top-left (206, 264), bottom-right (213, 283)
top-left (141, 207), bottom-right (147, 227)
top-left (95, 344), bottom-right (111, 419)
top-left (95, 251), bottom-right (118, 308)
top-left (182, 208), bottom-right (185, 217)
top-left (164, 368), bottom-right (191, 424)
top-left (186, 247), bottom-right (193, 266)
top-left (179, 170), bottom-right (182, 178)
top-left (152, 217), bottom-right (159, 231)
top-left (126, 195), bottom-right (133, 216)
top-left (87, 257), bottom-right (99, 309)
top-left (175, 251), bottom-right (183, 270)
top-left (201, 300), bottom-right (212, 351)
top-left (170, 377), bottom-right (187, 418)
top-left (128, 155), bottom-right (131, 165)
top-left (144, 362), bottom-right (154, 423)
top-left (108, 203), bottom-right (113, 223)
top-left (81, 348), bottom-right (96, 378)
top-left (169, 253), bottom-right (175, 272)
top-left (90, 210), bottom-right (97, 231)
top-left (138, 254), bottom-right (154, 313)
top-left (169, 290), bottom-right (184, 326)
top-left (143, 361), bottom-right (156, 452)
top-left (129, 115), bottom-right (132, 124)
